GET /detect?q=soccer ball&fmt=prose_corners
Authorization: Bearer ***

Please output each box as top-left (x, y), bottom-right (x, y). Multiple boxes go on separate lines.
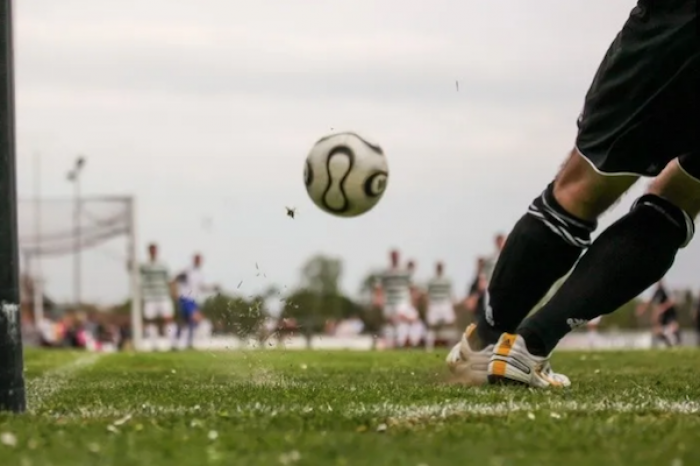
top-left (303, 132), bottom-right (389, 217)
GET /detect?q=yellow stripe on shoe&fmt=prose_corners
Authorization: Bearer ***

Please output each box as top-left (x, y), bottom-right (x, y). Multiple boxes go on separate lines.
top-left (491, 333), bottom-right (517, 378)
top-left (493, 333), bottom-right (517, 356)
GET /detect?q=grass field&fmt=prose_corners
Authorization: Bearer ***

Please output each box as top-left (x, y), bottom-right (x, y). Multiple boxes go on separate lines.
top-left (1, 348), bottom-right (700, 466)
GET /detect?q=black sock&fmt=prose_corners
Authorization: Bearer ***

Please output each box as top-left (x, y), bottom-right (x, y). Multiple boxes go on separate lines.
top-left (519, 194), bottom-right (694, 356)
top-left (673, 330), bottom-right (681, 346)
top-left (477, 183), bottom-right (595, 346)
top-left (656, 332), bottom-right (672, 348)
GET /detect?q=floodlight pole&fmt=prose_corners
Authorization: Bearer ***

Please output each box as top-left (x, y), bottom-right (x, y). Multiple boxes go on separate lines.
top-left (0, 0), bottom-right (27, 413)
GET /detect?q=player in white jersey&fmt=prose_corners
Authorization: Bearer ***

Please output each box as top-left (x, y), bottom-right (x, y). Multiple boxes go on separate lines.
top-left (139, 243), bottom-right (175, 350)
top-left (374, 250), bottom-right (418, 348)
top-left (425, 262), bottom-right (456, 351)
top-left (176, 253), bottom-right (217, 349)
top-left (405, 259), bottom-right (427, 347)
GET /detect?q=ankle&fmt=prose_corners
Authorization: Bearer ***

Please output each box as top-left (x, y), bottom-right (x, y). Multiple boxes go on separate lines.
top-left (474, 321), bottom-right (502, 350)
top-left (467, 328), bottom-right (488, 351)
top-left (517, 328), bottom-right (549, 357)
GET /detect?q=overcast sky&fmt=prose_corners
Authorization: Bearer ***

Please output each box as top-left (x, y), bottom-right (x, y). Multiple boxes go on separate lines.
top-left (13, 0), bottom-right (698, 305)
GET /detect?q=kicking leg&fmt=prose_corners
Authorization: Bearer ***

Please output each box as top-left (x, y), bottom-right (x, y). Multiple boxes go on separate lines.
top-left (512, 159), bottom-right (698, 378)
top-left (452, 150), bottom-right (634, 386)
top-left (475, 149), bottom-right (636, 348)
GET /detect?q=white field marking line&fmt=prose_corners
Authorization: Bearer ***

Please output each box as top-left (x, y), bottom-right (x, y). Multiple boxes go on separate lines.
top-left (55, 398), bottom-right (700, 421)
top-left (247, 367), bottom-right (305, 388)
top-left (27, 353), bottom-right (103, 413)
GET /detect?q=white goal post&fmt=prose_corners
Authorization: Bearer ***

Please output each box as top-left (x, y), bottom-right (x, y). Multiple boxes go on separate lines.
top-left (16, 196), bottom-right (142, 349)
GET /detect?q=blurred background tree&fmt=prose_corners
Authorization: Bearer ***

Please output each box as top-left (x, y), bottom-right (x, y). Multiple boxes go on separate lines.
top-left (283, 254), bottom-right (352, 334)
top-left (201, 294), bottom-right (265, 337)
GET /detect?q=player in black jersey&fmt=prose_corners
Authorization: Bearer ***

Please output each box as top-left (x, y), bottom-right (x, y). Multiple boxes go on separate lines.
top-left (465, 257), bottom-right (487, 318)
top-left (449, 0), bottom-right (699, 387)
top-left (640, 280), bottom-right (681, 347)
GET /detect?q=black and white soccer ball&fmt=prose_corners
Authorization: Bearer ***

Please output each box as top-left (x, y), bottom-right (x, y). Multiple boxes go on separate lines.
top-left (304, 132), bottom-right (389, 217)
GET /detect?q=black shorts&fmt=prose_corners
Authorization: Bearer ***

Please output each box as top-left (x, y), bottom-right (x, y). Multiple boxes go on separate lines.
top-left (659, 307), bottom-right (678, 326)
top-left (576, 0), bottom-right (699, 178)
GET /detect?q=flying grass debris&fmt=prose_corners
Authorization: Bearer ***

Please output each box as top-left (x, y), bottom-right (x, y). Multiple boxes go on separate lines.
top-left (0, 432), bottom-right (17, 447)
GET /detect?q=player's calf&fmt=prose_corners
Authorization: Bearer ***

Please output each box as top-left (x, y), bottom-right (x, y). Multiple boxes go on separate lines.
top-left (517, 161), bottom-right (698, 359)
top-left (478, 150), bottom-right (625, 348)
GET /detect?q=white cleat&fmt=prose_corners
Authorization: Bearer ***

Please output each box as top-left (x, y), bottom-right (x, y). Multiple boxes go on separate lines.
top-left (487, 333), bottom-right (571, 388)
top-left (445, 324), bottom-right (493, 386)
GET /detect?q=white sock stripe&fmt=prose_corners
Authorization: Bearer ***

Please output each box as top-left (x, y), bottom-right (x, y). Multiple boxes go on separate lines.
top-left (541, 217), bottom-right (590, 248)
top-left (681, 209), bottom-right (695, 248)
top-left (540, 192), bottom-right (593, 231)
top-left (528, 209), bottom-right (590, 248)
top-left (530, 196), bottom-right (593, 248)
top-left (539, 194), bottom-right (570, 228)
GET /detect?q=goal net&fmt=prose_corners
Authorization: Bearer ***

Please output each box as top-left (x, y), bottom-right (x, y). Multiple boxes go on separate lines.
top-left (16, 196), bottom-right (142, 348)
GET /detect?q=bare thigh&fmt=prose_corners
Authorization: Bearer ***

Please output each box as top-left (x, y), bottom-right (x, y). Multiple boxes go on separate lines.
top-left (648, 159), bottom-right (700, 219)
top-left (553, 149), bottom-right (639, 221)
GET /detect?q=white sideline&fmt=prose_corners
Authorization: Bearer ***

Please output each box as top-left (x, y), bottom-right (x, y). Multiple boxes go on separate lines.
top-left (138, 330), bottom-right (700, 352)
top-left (58, 398), bottom-right (700, 421)
top-left (27, 354), bottom-right (102, 412)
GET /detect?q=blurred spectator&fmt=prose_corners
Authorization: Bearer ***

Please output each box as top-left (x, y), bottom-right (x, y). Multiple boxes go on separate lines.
top-left (118, 315), bottom-right (133, 351)
top-left (139, 243), bottom-right (176, 350)
top-left (38, 316), bottom-right (62, 348)
top-left (175, 253), bottom-right (218, 350)
top-left (62, 312), bottom-right (88, 349)
top-left (324, 319), bottom-right (337, 335)
top-left (465, 257), bottom-right (487, 317)
top-left (425, 261), bottom-right (456, 351)
top-left (334, 316), bottom-right (364, 337)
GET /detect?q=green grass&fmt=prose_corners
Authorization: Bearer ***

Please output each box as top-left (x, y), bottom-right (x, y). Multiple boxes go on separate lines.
top-left (2, 348), bottom-right (700, 465)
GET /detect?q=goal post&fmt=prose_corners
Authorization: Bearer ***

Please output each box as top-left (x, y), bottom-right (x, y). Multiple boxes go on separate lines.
top-left (127, 198), bottom-right (142, 350)
top-left (17, 196), bottom-right (143, 350)
top-left (0, 0), bottom-right (24, 413)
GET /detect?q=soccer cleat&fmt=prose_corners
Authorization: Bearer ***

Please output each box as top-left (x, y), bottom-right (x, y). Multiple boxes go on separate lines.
top-left (445, 324), bottom-right (493, 385)
top-left (487, 333), bottom-right (571, 388)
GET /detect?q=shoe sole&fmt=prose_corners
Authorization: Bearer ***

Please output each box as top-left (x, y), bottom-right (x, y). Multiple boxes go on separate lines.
top-left (487, 374), bottom-right (529, 386)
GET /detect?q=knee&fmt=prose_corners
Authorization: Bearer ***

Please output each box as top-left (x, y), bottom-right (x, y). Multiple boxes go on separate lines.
top-left (631, 194), bottom-right (695, 248)
top-left (552, 149), bottom-right (637, 220)
top-left (528, 182), bottom-right (597, 248)
top-left (553, 173), bottom-right (622, 222)
top-left (648, 158), bottom-right (700, 219)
